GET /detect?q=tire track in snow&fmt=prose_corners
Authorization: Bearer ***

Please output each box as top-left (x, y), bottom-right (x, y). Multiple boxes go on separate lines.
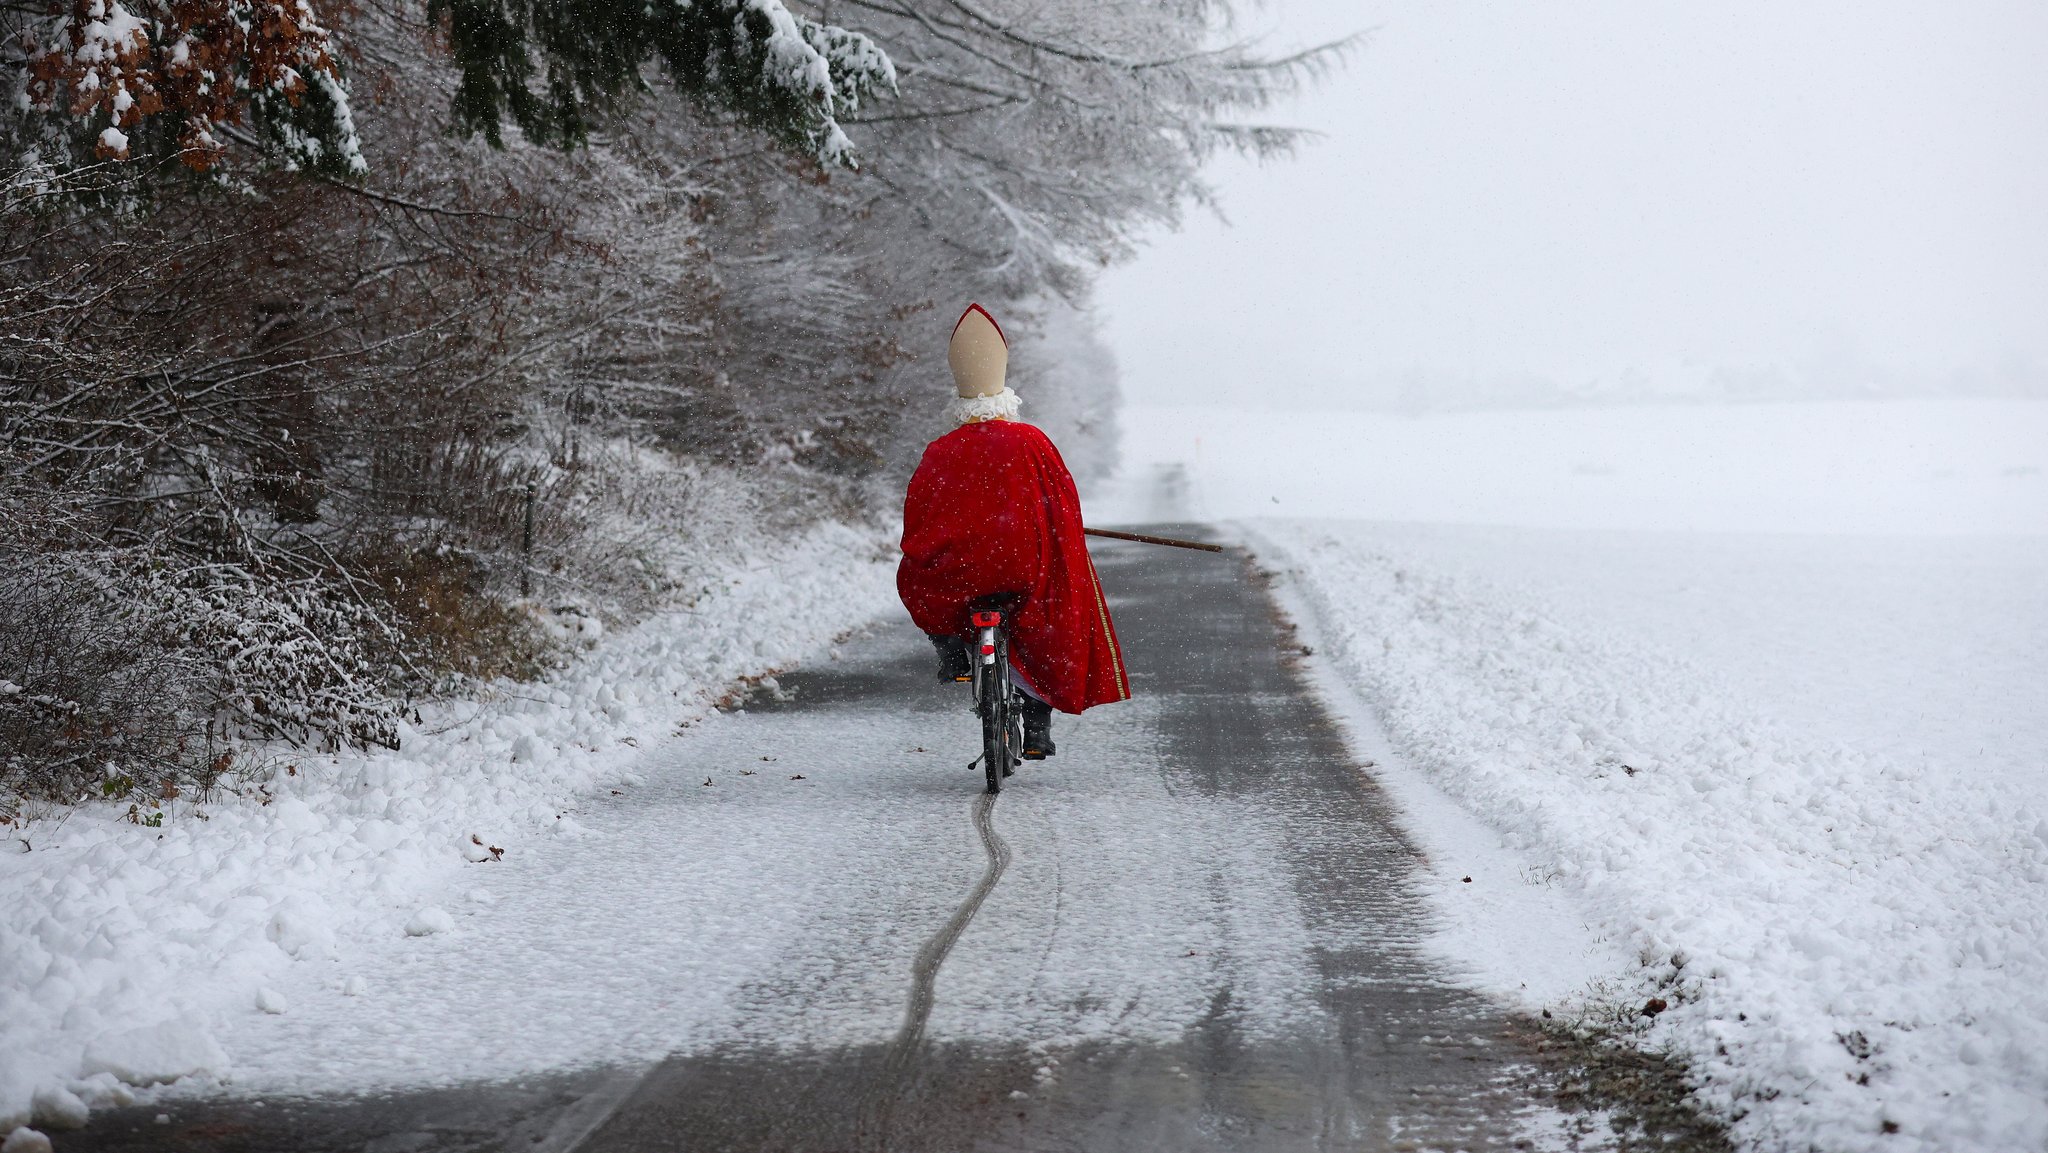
top-left (863, 790), bottom-right (1011, 1145)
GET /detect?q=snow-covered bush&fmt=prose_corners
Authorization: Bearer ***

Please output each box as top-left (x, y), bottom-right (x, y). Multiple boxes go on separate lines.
top-left (148, 564), bottom-right (404, 752)
top-left (0, 510), bottom-right (405, 798)
top-left (0, 551), bottom-right (202, 797)
top-left (0, 454), bottom-right (413, 798)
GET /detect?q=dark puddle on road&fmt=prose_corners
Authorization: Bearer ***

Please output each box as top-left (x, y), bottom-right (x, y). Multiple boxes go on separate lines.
top-left (49, 1068), bottom-right (617, 1153)
top-left (62, 1030), bottom-right (1530, 1153)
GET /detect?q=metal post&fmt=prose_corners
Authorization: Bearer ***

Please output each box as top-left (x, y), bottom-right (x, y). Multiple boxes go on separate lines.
top-left (520, 480), bottom-right (537, 598)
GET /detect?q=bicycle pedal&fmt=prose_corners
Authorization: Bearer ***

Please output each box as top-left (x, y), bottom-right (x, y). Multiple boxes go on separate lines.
top-left (1021, 749), bottom-right (1047, 761)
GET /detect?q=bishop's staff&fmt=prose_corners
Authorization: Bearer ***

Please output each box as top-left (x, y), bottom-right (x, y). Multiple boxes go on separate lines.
top-left (1082, 527), bottom-right (1225, 553)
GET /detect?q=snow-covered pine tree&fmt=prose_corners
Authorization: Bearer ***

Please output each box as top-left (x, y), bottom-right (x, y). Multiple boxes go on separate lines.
top-left (434, 0), bottom-right (894, 165)
top-left (1, 0), bottom-right (895, 189)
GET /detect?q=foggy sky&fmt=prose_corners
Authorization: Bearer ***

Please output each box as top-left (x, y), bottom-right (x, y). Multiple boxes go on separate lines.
top-left (1097, 0), bottom-right (2048, 409)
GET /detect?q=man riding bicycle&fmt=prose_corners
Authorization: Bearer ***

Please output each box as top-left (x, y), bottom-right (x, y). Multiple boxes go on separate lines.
top-left (897, 303), bottom-right (1131, 760)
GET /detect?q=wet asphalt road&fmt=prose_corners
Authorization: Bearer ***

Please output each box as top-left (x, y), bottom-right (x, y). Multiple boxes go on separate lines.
top-left (59, 528), bottom-right (1559, 1153)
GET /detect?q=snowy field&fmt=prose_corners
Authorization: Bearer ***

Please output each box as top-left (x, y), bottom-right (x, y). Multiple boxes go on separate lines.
top-left (1096, 398), bottom-right (2047, 536)
top-left (0, 523), bottom-right (901, 1134)
top-left (1100, 399), bottom-right (2048, 1152)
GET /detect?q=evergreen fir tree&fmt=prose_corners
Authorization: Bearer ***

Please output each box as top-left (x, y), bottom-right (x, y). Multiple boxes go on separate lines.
top-left (433, 0), bottom-right (893, 166)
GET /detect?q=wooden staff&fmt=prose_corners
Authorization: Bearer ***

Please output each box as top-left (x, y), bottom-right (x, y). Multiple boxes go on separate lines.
top-left (1083, 527), bottom-right (1225, 553)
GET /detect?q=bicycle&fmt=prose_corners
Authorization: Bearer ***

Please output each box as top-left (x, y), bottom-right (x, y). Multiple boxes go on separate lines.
top-left (965, 601), bottom-right (1024, 795)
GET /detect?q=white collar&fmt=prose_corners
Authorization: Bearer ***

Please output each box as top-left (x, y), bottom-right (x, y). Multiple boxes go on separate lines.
top-left (946, 387), bottom-right (1022, 425)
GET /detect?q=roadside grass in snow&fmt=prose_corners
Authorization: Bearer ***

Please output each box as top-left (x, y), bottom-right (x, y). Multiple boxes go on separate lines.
top-left (1518, 980), bottom-right (1733, 1153)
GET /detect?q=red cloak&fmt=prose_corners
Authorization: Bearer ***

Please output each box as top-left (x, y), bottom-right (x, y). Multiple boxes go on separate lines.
top-left (897, 420), bottom-right (1130, 715)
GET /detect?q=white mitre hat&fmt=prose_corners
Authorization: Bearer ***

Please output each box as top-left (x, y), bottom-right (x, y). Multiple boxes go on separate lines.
top-left (948, 303), bottom-right (1009, 399)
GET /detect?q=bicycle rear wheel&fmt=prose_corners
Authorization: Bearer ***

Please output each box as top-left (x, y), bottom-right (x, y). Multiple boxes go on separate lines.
top-left (979, 636), bottom-right (1012, 795)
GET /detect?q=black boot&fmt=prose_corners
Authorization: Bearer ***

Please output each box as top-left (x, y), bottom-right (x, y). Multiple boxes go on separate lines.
top-left (929, 634), bottom-right (972, 683)
top-left (1020, 697), bottom-right (1055, 760)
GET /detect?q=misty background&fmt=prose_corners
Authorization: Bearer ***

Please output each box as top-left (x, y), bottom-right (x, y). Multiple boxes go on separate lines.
top-left (1098, 0), bottom-right (2048, 412)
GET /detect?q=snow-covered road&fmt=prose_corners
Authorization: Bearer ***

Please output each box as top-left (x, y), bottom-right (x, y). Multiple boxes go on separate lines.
top-left (56, 532), bottom-right (1591, 1152)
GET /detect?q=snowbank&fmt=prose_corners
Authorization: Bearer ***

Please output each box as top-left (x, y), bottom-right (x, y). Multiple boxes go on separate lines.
top-left (1247, 518), bottom-right (2048, 1153)
top-left (0, 521), bottom-right (898, 1130)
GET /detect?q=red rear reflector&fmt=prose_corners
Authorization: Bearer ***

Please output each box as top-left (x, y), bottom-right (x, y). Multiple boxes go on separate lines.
top-left (972, 611), bottom-right (1001, 627)
top-left (980, 644), bottom-right (995, 655)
